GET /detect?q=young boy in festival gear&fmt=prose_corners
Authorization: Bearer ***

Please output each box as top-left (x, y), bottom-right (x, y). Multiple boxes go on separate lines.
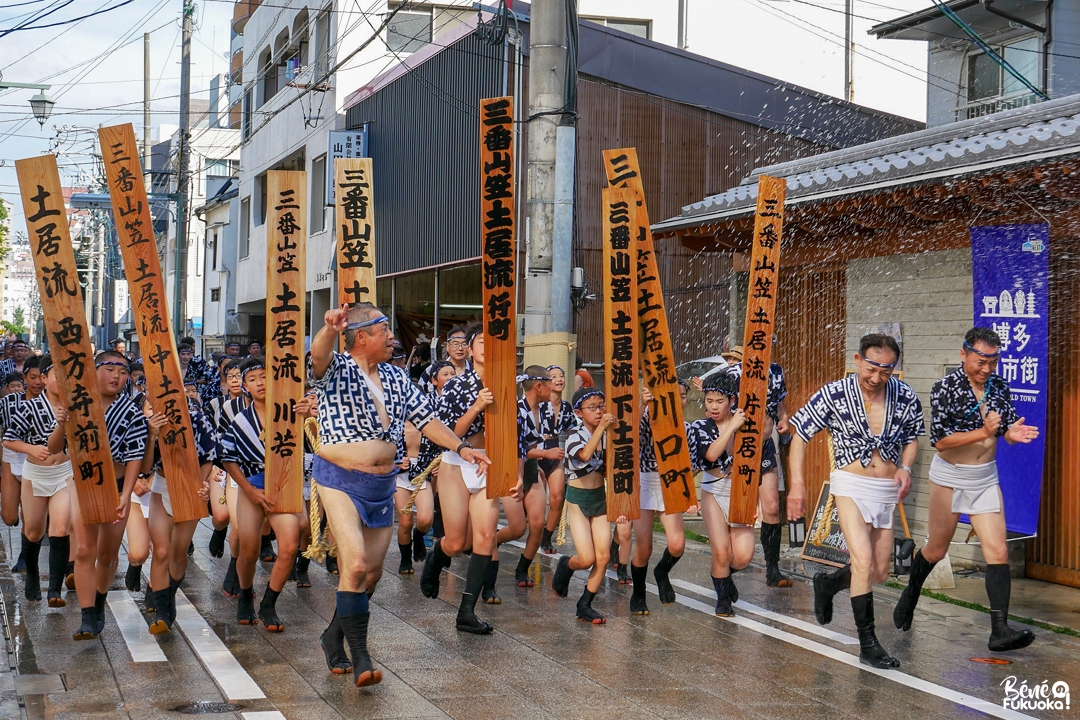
top-left (507, 366), bottom-right (561, 589)
top-left (788, 334), bottom-right (925, 669)
top-left (551, 387), bottom-right (620, 623)
top-left (420, 322), bottom-right (512, 635)
top-left (140, 395), bottom-right (215, 634)
top-left (627, 380), bottom-right (699, 615)
top-left (3, 373), bottom-right (25, 396)
top-left (420, 360), bottom-right (455, 548)
top-left (310, 303), bottom-right (485, 684)
top-left (206, 359), bottom-right (246, 560)
top-left (540, 365), bottom-right (577, 554)
top-left (692, 370), bottom-right (753, 616)
top-left (219, 358), bottom-right (301, 632)
top-left (67, 351), bottom-right (148, 639)
top-left (395, 416), bottom-right (434, 576)
top-left (418, 326), bottom-right (472, 395)
top-left (893, 327), bottom-right (1039, 652)
top-left (2, 355), bottom-right (45, 574)
top-left (3, 356), bottom-right (72, 605)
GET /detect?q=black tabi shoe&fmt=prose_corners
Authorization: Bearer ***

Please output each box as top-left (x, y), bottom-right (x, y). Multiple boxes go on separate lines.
top-left (576, 590), bottom-right (606, 624)
top-left (398, 543), bottom-right (414, 575)
top-left (852, 593), bottom-right (900, 669)
top-left (295, 557), bottom-right (311, 588)
top-left (12, 536), bottom-right (27, 573)
top-left (23, 539), bottom-right (42, 601)
top-left (47, 589), bottom-right (65, 607)
top-left (412, 528), bottom-right (428, 562)
top-left (258, 586), bottom-right (284, 632)
top-left (551, 556), bottom-right (573, 598)
top-left (609, 539), bottom-right (620, 569)
top-left (712, 576), bottom-right (735, 617)
top-left (653, 549), bottom-right (681, 605)
top-left (187, 540), bottom-right (195, 558)
top-left (222, 557), bottom-right (240, 599)
top-left (47, 537), bottom-right (68, 606)
top-left (260, 534), bottom-right (276, 563)
top-left (761, 522), bottom-right (793, 588)
top-left (144, 584), bottom-right (155, 613)
top-left (237, 587), bottom-right (258, 625)
top-left (125, 564), bottom-right (142, 592)
top-left (340, 611), bottom-right (382, 687)
top-left (208, 527), bottom-right (228, 558)
top-left (766, 562), bottom-right (793, 588)
top-left (629, 564), bottom-right (649, 616)
top-left (540, 527), bottom-right (556, 555)
top-left (455, 594), bottom-right (493, 635)
top-left (320, 611), bottom-right (352, 675)
top-left (616, 563), bottom-right (631, 585)
top-left (515, 554), bottom-right (533, 588)
top-left (64, 561), bottom-right (75, 591)
top-left (325, 554), bottom-right (338, 576)
top-left (812, 565), bottom-right (850, 626)
top-left (148, 589), bottom-right (173, 635)
top-left (894, 550), bottom-right (935, 632)
top-left (73, 607), bottom-right (99, 641)
top-left (988, 610), bottom-right (1035, 652)
top-left (420, 541), bottom-right (448, 600)
top-left (482, 561), bottom-right (501, 604)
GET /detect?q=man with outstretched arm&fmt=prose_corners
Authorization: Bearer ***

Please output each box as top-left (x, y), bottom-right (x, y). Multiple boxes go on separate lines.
top-left (308, 302), bottom-right (489, 688)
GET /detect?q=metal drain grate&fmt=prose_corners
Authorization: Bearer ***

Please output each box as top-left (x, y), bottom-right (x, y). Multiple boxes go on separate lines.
top-left (172, 701), bottom-right (245, 714)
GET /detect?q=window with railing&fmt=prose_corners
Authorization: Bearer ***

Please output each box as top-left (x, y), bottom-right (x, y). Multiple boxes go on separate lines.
top-left (959, 35), bottom-right (1042, 120)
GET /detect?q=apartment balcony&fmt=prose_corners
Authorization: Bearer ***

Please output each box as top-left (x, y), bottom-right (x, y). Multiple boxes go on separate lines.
top-left (232, 0), bottom-right (261, 34)
top-left (230, 48), bottom-right (243, 85)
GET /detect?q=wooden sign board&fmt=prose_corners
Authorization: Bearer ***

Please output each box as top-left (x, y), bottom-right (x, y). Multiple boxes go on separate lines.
top-left (99, 124), bottom-right (206, 524)
top-left (800, 481), bottom-right (849, 568)
top-left (264, 171), bottom-right (306, 514)
top-left (15, 155), bottom-right (119, 525)
top-left (729, 175), bottom-right (786, 524)
top-left (334, 158), bottom-right (375, 307)
top-left (602, 149), bottom-right (695, 514)
top-left (480, 96), bottom-right (517, 499)
top-left (602, 187), bottom-right (640, 522)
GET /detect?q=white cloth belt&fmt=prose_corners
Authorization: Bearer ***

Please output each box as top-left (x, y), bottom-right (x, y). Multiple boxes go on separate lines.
top-left (829, 469), bottom-right (897, 530)
top-left (929, 455), bottom-right (1001, 515)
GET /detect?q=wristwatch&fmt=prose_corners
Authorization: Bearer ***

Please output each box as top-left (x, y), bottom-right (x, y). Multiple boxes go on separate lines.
top-left (901, 465), bottom-right (913, 474)
top-left (455, 440), bottom-right (473, 455)
top-left (137, 471), bottom-right (153, 480)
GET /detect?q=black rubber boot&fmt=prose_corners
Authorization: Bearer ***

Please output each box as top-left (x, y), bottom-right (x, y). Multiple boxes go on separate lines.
top-left (340, 610), bottom-right (382, 686)
top-left (551, 556), bottom-right (573, 598)
top-left (149, 587), bottom-right (172, 634)
top-left (515, 554), bottom-right (533, 587)
top-left (456, 554), bottom-right (493, 635)
top-left (813, 564), bottom-right (851, 625)
top-left (894, 550), bottom-right (936, 631)
top-left (653, 549), bottom-right (681, 605)
top-left (320, 610), bottom-right (352, 674)
top-left (852, 593), bottom-right (900, 669)
top-left (222, 557), bottom-right (240, 598)
top-left (73, 607), bottom-right (99, 641)
top-left (94, 590), bottom-right (107, 635)
top-left (260, 533), bottom-right (276, 562)
top-left (482, 560), bottom-right (501, 604)
top-left (125, 563), bottom-right (143, 593)
top-left (712, 575), bottom-right (735, 617)
top-left (295, 556), bottom-right (311, 588)
top-left (237, 586), bottom-right (258, 625)
top-left (208, 527), bottom-right (227, 558)
top-left (986, 564), bottom-right (1035, 652)
top-left (616, 563), bottom-right (630, 584)
top-left (47, 536), bottom-right (68, 607)
top-left (576, 589), bottom-right (606, 624)
top-left (541, 527), bottom-right (555, 555)
top-left (398, 542), bottom-right (413, 575)
top-left (258, 584), bottom-right (284, 632)
top-left (412, 528), bottom-right (427, 561)
top-left (629, 564), bottom-right (649, 616)
top-left (12, 533), bottom-right (27, 573)
top-left (762, 523), bottom-right (793, 588)
top-left (420, 539), bottom-right (450, 600)
top-left (23, 538), bottom-right (42, 601)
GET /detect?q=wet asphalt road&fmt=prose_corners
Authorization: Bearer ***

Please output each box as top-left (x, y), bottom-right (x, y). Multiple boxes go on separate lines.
top-left (0, 520), bottom-right (1077, 720)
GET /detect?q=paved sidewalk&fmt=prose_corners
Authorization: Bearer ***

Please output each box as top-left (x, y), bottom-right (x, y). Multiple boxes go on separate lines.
top-left (0, 531), bottom-right (26, 720)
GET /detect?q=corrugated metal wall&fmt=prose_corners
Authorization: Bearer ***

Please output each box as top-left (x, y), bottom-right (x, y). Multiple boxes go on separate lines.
top-left (572, 75), bottom-right (821, 363)
top-left (343, 33), bottom-right (506, 276)
top-left (1027, 236), bottom-right (1080, 588)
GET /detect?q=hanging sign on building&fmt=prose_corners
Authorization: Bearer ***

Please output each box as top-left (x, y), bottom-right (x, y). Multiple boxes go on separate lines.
top-left (264, 171), bottom-right (307, 514)
top-left (16, 155), bottom-right (120, 525)
top-left (99, 123), bottom-right (206, 523)
top-left (970, 223), bottom-right (1049, 536)
top-left (480, 96), bottom-right (517, 499)
top-left (326, 129), bottom-right (368, 205)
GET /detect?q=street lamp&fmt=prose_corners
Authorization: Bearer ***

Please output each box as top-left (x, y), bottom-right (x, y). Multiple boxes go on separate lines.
top-left (0, 76), bottom-right (55, 127)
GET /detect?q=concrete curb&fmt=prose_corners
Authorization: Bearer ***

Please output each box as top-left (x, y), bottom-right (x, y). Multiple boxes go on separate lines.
top-left (0, 531), bottom-right (28, 720)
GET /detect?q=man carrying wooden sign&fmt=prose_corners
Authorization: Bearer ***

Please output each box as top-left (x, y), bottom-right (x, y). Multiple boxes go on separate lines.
top-left (787, 334), bottom-right (925, 669)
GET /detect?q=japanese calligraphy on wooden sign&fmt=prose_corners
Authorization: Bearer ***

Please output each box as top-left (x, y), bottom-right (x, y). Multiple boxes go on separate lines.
top-left (602, 148), bottom-right (695, 514)
top-left (99, 124), bottom-right (206, 524)
top-left (264, 171), bottom-right (306, 514)
top-left (335, 158), bottom-right (375, 308)
top-left (602, 187), bottom-right (640, 522)
top-left (480, 96), bottom-right (517, 499)
top-left (729, 175), bottom-right (786, 525)
top-left (15, 155), bottom-right (119, 525)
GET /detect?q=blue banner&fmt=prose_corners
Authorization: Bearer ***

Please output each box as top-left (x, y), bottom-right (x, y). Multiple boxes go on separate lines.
top-left (969, 224), bottom-right (1049, 536)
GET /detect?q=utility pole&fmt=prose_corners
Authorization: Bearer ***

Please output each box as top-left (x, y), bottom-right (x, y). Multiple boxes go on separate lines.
top-left (525, 0), bottom-right (576, 370)
top-left (144, 32), bottom-right (152, 193)
top-left (174, 0), bottom-right (194, 338)
top-left (844, 0), bottom-right (854, 102)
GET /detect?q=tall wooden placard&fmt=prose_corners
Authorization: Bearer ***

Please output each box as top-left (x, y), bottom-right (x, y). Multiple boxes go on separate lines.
top-left (334, 158), bottom-right (375, 307)
top-left (264, 171), bottom-right (306, 514)
top-left (602, 187), bottom-right (640, 521)
top-left (98, 124), bottom-right (206, 523)
top-left (480, 96), bottom-right (517, 499)
top-left (602, 149), bottom-right (695, 514)
top-left (15, 155), bottom-right (119, 525)
top-left (728, 175), bottom-right (786, 525)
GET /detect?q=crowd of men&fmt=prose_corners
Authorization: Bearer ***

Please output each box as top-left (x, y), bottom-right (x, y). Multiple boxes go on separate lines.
top-left (0, 311), bottom-right (1039, 687)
